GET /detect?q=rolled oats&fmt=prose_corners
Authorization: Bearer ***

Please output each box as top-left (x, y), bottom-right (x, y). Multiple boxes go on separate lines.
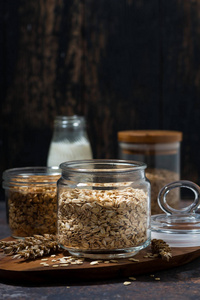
top-left (58, 185), bottom-right (149, 252)
top-left (123, 281), bottom-right (131, 286)
top-left (42, 263), bottom-right (50, 267)
top-left (90, 261), bottom-right (99, 265)
top-left (128, 258), bottom-right (139, 262)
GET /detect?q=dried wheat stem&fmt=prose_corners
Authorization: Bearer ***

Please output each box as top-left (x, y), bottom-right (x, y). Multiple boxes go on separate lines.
top-left (151, 239), bottom-right (172, 261)
top-left (0, 234), bottom-right (61, 260)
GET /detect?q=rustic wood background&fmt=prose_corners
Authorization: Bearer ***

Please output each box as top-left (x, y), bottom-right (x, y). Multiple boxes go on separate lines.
top-left (1, 0), bottom-right (200, 198)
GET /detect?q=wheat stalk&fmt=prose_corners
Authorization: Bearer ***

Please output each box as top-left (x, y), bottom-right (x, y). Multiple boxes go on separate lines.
top-left (151, 239), bottom-right (172, 261)
top-left (0, 234), bottom-right (61, 260)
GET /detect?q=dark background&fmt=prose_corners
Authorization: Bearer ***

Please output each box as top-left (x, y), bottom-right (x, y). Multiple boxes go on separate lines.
top-left (1, 0), bottom-right (200, 199)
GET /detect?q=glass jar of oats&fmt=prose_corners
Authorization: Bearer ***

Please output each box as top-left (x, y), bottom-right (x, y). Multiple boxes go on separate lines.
top-left (2, 167), bottom-right (61, 238)
top-left (118, 130), bottom-right (182, 215)
top-left (57, 159), bottom-right (151, 259)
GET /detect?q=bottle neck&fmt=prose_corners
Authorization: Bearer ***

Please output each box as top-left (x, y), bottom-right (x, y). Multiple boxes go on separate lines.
top-left (52, 116), bottom-right (87, 142)
top-left (54, 115), bottom-right (86, 128)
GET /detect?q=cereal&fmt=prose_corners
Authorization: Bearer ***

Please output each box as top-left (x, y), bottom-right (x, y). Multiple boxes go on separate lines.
top-left (42, 263), bottom-right (49, 267)
top-left (128, 258), bottom-right (139, 262)
top-left (58, 185), bottom-right (149, 251)
top-left (7, 175), bottom-right (60, 237)
top-left (146, 169), bottom-right (179, 214)
top-left (90, 261), bottom-right (99, 265)
top-left (123, 281), bottom-right (131, 286)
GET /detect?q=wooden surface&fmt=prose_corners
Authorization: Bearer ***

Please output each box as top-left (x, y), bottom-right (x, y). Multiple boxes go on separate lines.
top-left (1, 202), bottom-right (200, 299)
top-left (1, 237), bottom-right (200, 285)
top-left (1, 1), bottom-right (200, 199)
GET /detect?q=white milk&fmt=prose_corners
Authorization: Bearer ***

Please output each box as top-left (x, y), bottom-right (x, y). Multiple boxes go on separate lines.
top-left (47, 137), bottom-right (93, 167)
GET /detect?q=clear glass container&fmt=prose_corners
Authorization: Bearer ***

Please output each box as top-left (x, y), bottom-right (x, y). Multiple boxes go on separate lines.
top-left (118, 130), bottom-right (182, 215)
top-left (57, 159), bottom-right (151, 259)
top-left (47, 115), bottom-right (93, 167)
top-left (151, 180), bottom-right (200, 247)
top-left (2, 167), bottom-right (61, 238)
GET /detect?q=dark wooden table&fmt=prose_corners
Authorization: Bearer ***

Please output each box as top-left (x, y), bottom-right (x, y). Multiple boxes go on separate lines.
top-left (0, 200), bottom-right (200, 300)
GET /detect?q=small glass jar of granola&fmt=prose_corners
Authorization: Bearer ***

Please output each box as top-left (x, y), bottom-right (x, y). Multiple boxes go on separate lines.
top-left (2, 167), bottom-right (61, 238)
top-left (57, 159), bottom-right (151, 259)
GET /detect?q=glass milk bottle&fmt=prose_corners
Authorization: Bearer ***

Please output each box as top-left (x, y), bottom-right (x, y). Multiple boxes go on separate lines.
top-left (47, 116), bottom-right (93, 167)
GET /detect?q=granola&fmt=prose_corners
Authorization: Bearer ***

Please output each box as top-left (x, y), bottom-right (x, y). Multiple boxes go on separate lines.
top-left (6, 175), bottom-right (60, 237)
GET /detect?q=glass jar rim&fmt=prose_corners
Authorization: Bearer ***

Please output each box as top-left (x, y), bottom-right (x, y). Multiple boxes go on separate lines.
top-left (2, 166), bottom-right (61, 188)
top-left (54, 115), bottom-right (85, 127)
top-left (59, 159), bottom-right (147, 174)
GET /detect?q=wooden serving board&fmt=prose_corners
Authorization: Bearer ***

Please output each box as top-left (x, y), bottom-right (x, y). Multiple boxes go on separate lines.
top-left (0, 237), bottom-right (200, 285)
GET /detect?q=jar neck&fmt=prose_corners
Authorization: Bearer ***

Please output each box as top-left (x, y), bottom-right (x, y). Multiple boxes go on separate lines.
top-left (61, 170), bottom-right (146, 185)
top-left (2, 167), bottom-right (60, 189)
top-left (60, 160), bottom-right (147, 184)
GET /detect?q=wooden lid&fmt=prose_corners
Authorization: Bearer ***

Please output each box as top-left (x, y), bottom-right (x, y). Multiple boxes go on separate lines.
top-left (118, 130), bottom-right (182, 144)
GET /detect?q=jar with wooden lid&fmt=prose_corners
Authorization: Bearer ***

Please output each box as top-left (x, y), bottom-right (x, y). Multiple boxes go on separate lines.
top-left (118, 130), bottom-right (182, 214)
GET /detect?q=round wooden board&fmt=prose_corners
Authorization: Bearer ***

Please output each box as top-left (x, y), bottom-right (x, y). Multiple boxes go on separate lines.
top-left (0, 237), bottom-right (200, 285)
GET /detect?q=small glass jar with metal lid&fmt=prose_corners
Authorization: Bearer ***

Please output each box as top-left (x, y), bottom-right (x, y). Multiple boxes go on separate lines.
top-left (57, 159), bottom-right (151, 259)
top-left (2, 167), bottom-right (61, 238)
top-left (47, 115), bottom-right (93, 167)
top-left (118, 130), bottom-right (182, 215)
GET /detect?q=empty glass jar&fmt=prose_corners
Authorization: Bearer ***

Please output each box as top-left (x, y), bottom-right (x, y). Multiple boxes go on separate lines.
top-left (57, 159), bottom-right (151, 259)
